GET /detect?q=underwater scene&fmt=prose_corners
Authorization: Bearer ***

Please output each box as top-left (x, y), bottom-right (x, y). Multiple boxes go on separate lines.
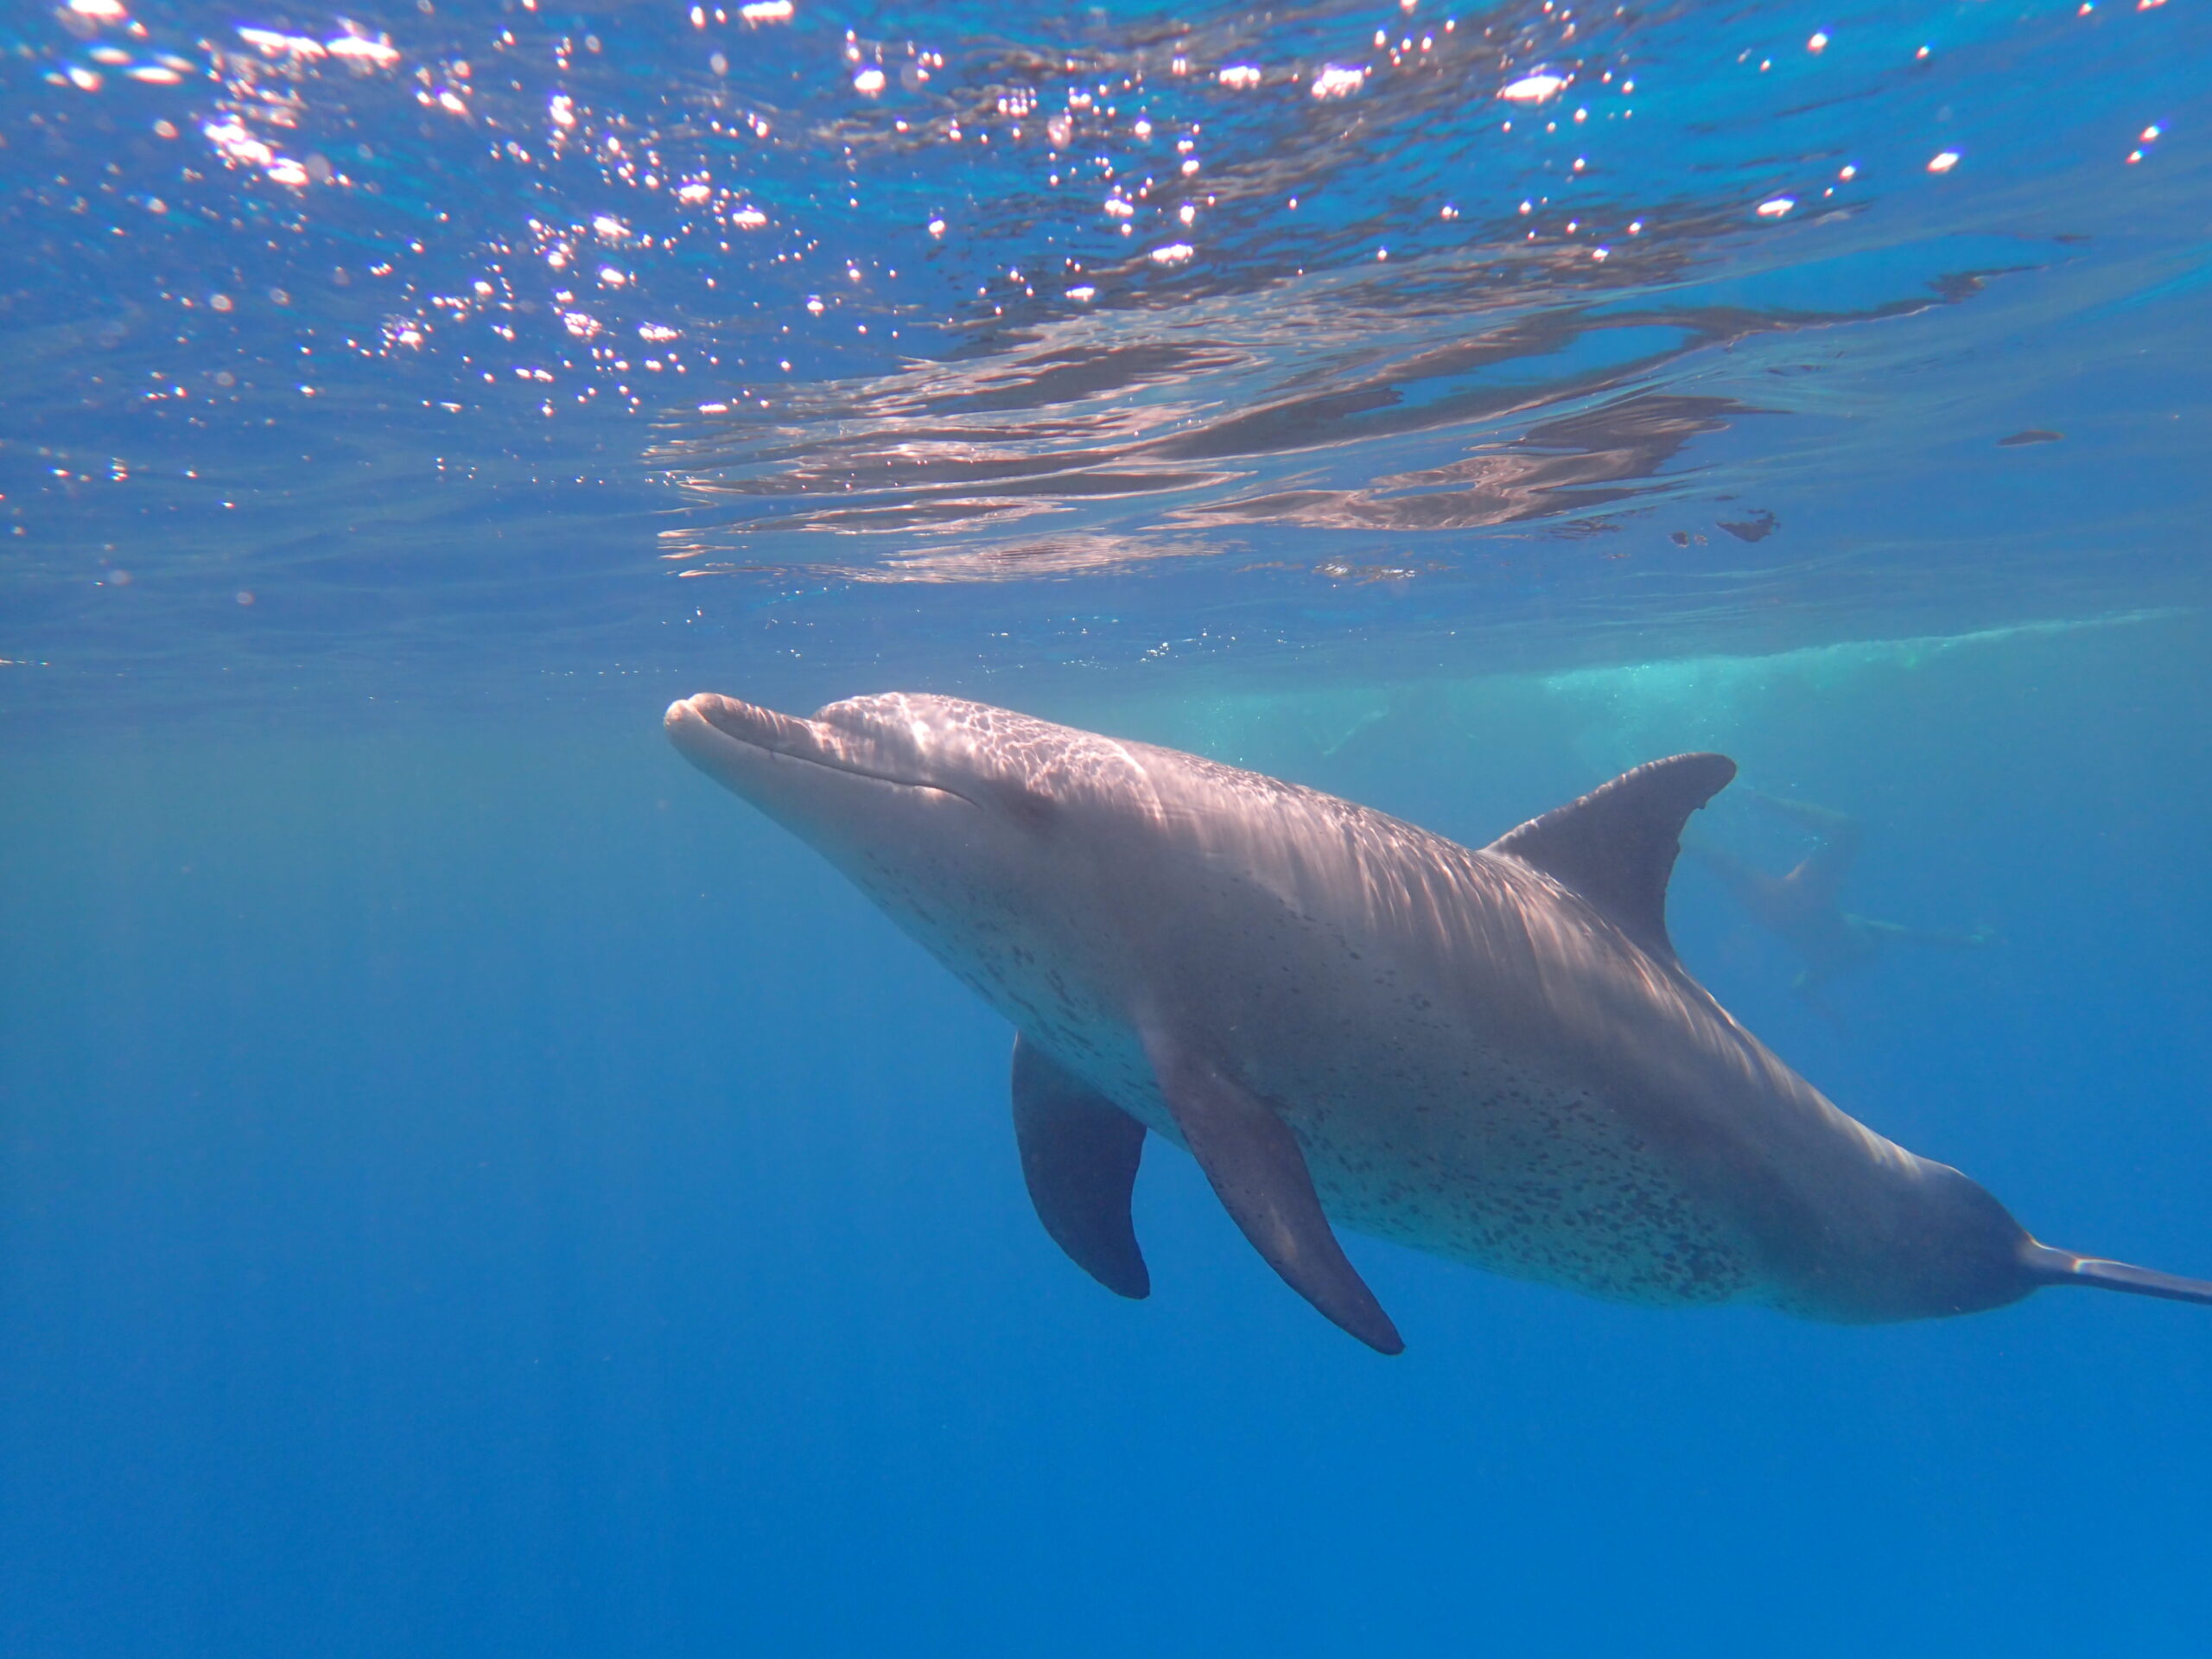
top-left (4, 0), bottom-right (2210, 1652)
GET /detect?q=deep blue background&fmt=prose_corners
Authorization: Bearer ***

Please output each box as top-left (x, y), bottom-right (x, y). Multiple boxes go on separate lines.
top-left (7, 0), bottom-right (2210, 1644)
top-left (5, 614), bottom-right (2208, 1656)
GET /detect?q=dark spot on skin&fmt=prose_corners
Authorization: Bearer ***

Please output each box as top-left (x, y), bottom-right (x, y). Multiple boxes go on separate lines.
top-left (983, 779), bottom-right (1060, 833)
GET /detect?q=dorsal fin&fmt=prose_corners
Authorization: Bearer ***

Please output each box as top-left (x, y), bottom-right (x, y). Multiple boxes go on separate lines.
top-left (1486, 753), bottom-right (1737, 962)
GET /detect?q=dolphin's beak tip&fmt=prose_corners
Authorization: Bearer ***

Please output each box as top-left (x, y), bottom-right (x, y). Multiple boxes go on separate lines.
top-left (665, 693), bottom-right (792, 760)
top-left (664, 697), bottom-right (720, 755)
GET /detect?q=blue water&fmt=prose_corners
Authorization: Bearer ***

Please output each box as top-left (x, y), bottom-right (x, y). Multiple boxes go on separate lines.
top-left (4, 0), bottom-right (2210, 1652)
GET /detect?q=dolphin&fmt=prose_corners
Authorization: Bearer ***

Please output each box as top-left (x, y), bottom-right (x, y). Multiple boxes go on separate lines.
top-left (664, 690), bottom-right (2212, 1352)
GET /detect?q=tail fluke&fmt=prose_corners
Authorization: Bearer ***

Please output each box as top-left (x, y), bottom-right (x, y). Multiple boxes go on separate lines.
top-left (2022, 1242), bottom-right (2212, 1306)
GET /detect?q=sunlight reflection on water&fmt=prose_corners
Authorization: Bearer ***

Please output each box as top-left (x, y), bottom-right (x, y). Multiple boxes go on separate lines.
top-left (1, 0), bottom-right (2207, 721)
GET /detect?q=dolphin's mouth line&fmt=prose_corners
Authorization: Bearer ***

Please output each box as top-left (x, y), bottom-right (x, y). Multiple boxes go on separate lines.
top-left (763, 745), bottom-right (955, 798)
top-left (685, 698), bottom-right (977, 805)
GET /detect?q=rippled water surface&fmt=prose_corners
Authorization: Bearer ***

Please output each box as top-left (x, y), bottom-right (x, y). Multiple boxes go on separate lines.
top-left (5, 0), bottom-right (2208, 715)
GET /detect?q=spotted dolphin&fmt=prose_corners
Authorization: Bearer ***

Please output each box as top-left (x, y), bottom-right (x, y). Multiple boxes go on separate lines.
top-left (665, 690), bottom-right (2212, 1352)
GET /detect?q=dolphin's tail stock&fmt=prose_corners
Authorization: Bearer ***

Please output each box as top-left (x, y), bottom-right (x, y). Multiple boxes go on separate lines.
top-left (2021, 1242), bottom-right (2212, 1306)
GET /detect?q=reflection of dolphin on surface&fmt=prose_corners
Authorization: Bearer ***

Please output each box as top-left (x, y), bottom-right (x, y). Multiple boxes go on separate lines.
top-left (1688, 792), bottom-right (1993, 1004)
top-left (666, 692), bottom-right (2212, 1352)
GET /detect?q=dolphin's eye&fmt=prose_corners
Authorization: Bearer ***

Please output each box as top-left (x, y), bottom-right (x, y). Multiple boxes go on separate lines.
top-left (985, 779), bottom-right (1059, 832)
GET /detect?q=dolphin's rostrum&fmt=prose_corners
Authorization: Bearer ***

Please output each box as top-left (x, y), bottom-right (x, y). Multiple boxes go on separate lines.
top-left (666, 690), bottom-right (2212, 1351)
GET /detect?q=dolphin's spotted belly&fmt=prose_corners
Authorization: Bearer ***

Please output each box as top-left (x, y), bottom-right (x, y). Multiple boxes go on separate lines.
top-left (944, 919), bottom-right (1761, 1310)
top-left (1296, 1077), bottom-right (1758, 1308)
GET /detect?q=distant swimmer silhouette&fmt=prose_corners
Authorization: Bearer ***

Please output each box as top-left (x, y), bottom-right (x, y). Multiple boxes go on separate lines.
top-left (1689, 791), bottom-right (1994, 1001)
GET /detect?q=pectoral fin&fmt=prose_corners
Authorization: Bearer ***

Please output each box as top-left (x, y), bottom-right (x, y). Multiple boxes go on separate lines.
top-left (1143, 1031), bottom-right (1404, 1356)
top-left (1011, 1035), bottom-right (1150, 1300)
